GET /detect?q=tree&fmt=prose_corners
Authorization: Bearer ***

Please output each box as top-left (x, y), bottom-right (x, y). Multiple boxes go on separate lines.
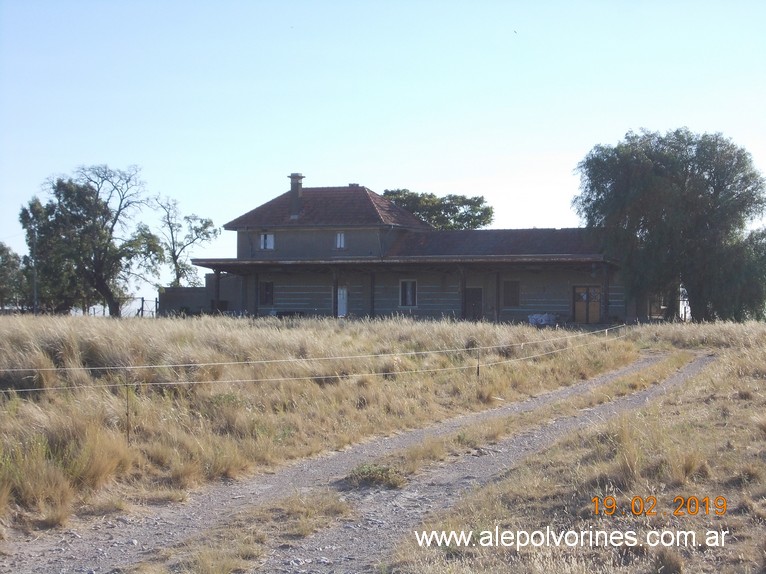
top-left (19, 165), bottom-right (162, 317)
top-left (0, 242), bottom-right (23, 310)
top-left (574, 128), bottom-right (766, 321)
top-left (155, 196), bottom-right (219, 287)
top-left (19, 196), bottom-right (99, 314)
top-left (383, 189), bottom-right (494, 230)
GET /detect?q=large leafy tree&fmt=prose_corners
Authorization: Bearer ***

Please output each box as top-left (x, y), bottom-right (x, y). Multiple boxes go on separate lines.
top-left (383, 189), bottom-right (493, 230)
top-left (19, 196), bottom-right (99, 313)
top-left (155, 196), bottom-right (219, 287)
top-left (19, 165), bottom-right (162, 317)
top-left (574, 128), bottom-right (766, 321)
top-left (0, 242), bottom-right (24, 310)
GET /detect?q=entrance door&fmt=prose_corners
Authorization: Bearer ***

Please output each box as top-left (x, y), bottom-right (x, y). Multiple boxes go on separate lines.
top-left (336, 286), bottom-right (348, 318)
top-left (464, 288), bottom-right (483, 321)
top-left (574, 286), bottom-right (601, 324)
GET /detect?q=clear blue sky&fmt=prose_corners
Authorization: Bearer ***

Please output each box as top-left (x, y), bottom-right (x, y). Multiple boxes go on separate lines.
top-left (1, 0), bottom-right (764, 296)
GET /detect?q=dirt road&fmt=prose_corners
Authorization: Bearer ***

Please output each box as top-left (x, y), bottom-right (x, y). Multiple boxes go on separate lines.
top-left (0, 353), bottom-right (715, 573)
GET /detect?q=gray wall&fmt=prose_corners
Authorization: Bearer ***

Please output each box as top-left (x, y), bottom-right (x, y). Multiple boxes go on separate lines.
top-left (158, 287), bottom-right (208, 315)
top-left (236, 228), bottom-right (409, 260)
top-left (166, 265), bottom-right (627, 323)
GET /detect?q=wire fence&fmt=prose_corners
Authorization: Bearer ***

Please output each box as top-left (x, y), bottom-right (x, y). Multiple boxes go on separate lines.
top-left (3, 297), bottom-right (160, 317)
top-left (1, 325), bottom-right (630, 395)
top-left (1, 323), bottom-right (631, 445)
top-left (81, 296), bottom-right (159, 317)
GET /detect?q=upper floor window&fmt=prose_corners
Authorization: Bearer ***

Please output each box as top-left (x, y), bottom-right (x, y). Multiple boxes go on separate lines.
top-left (260, 233), bottom-right (275, 250)
top-left (335, 232), bottom-right (345, 249)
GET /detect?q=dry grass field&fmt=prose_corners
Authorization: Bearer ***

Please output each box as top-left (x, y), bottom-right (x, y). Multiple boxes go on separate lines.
top-left (0, 317), bottom-right (764, 574)
top-left (0, 315), bottom-right (633, 530)
top-left (395, 323), bottom-right (766, 574)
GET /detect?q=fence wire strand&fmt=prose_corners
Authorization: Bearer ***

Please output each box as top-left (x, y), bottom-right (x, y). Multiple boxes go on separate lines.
top-left (0, 325), bottom-right (624, 373)
top-left (1, 325), bottom-right (630, 395)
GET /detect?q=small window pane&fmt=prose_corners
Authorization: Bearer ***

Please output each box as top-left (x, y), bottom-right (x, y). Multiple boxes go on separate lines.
top-left (400, 280), bottom-right (417, 307)
top-left (335, 232), bottom-right (345, 249)
top-left (260, 233), bottom-right (274, 250)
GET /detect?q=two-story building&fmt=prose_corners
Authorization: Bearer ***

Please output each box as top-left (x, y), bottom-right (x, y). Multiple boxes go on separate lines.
top-left (160, 173), bottom-right (631, 323)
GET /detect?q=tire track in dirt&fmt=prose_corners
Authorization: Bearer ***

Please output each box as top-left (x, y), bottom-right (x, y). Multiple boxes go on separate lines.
top-left (1, 352), bottom-right (706, 574)
top-left (258, 353), bottom-right (716, 573)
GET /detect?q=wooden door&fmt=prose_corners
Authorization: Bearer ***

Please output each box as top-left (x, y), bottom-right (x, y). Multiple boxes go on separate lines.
top-left (574, 286), bottom-right (601, 324)
top-left (464, 288), bottom-right (483, 321)
top-left (336, 286), bottom-right (348, 318)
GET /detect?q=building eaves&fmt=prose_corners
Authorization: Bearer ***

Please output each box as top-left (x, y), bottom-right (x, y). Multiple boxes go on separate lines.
top-left (192, 253), bottom-right (613, 275)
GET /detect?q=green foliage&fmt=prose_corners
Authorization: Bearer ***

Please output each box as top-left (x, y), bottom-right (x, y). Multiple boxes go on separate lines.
top-left (383, 189), bottom-right (493, 230)
top-left (574, 128), bottom-right (766, 321)
top-left (155, 196), bottom-right (220, 287)
top-left (19, 195), bottom-right (100, 313)
top-left (0, 242), bottom-right (24, 309)
top-left (18, 165), bottom-right (162, 317)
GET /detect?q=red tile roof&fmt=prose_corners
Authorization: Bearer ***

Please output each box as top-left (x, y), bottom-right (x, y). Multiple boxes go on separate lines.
top-left (386, 228), bottom-right (606, 258)
top-left (224, 186), bottom-right (432, 230)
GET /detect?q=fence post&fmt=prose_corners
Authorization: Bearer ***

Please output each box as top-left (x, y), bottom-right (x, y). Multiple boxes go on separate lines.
top-left (125, 380), bottom-right (131, 445)
top-left (476, 347), bottom-right (481, 379)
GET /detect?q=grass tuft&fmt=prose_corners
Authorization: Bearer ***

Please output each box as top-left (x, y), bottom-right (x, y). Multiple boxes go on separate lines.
top-left (758, 537), bottom-right (766, 574)
top-left (756, 415), bottom-right (766, 436)
top-left (670, 450), bottom-right (710, 485)
top-left (731, 463), bottom-right (763, 486)
top-left (347, 463), bottom-right (406, 489)
top-left (652, 547), bottom-right (685, 574)
top-left (269, 490), bottom-right (352, 538)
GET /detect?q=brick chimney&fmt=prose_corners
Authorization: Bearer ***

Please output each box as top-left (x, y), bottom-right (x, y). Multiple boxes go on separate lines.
top-left (289, 172), bottom-right (304, 219)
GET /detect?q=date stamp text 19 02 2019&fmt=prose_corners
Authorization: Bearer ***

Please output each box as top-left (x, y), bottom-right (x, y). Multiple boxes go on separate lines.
top-left (592, 496), bottom-right (727, 517)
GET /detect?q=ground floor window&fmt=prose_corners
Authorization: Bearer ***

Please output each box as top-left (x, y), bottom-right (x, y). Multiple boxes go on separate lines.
top-left (400, 280), bottom-right (417, 307)
top-left (259, 281), bottom-right (274, 306)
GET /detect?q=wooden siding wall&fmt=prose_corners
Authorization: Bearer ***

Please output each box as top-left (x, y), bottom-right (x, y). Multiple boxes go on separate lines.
top-left (158, 287), bottom-right (208, 315)
top-left (203, 273), bottom-right (244, 312)
top-left (374, 271), bottom-right (462, 319)
top-left (256, 273), bottom-right (333, 316)
top-left (237, 229), bottom-right (390, 260)
top-left (347, 278), bottom-right (370, 317)
top-left (607, 282), bottom-right (626, 322)
top-left (497, 269), bottom-right (586, 323)
top-left (196, 266), bottom-right (626, 322)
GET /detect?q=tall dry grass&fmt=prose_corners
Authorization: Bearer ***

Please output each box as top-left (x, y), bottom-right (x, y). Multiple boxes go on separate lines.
top-left (630, 320), bottom-right (766, 350)
top-left (397, 321), bottom-right (766, 574)
top-left (0, 315), bottom-right (634, 526)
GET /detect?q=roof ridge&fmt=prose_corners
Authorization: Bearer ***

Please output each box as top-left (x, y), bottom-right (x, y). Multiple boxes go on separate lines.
top-left (364, 187), bottom-right (388, 225)
top-left (368, 188), bottom-right (433, 229)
